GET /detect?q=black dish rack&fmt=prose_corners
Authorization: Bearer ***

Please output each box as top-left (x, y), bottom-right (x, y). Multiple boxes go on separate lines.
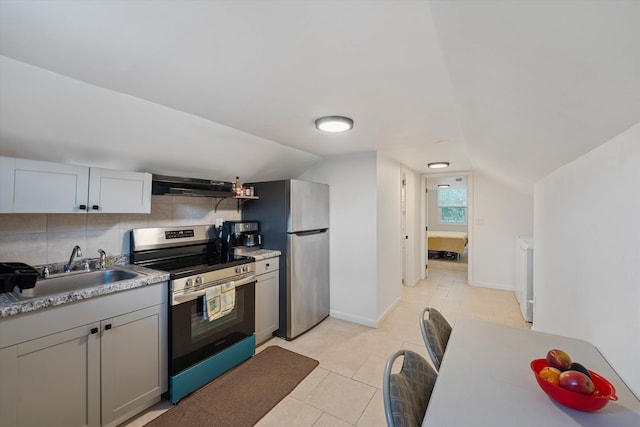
top-left (0, 262), bottom-right (38, 293)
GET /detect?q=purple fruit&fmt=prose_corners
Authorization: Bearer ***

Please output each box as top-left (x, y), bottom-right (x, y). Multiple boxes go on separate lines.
top-left (568, 362), bottom-right (592, 379)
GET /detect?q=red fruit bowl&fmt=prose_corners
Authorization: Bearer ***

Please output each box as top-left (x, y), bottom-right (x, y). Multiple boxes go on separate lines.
top-left (530, 359), bottom-right (618, 412)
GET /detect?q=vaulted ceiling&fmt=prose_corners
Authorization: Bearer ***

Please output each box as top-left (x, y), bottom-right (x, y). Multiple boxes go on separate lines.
top-left (1, 0), bottom-right (638, 194)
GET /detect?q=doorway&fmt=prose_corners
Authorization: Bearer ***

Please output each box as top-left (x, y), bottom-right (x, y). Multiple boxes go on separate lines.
top-left (422, 172), bottom-right (473, 285)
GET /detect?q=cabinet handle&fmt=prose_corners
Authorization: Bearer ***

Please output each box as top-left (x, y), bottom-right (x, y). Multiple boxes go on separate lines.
top-left (92, 205), bottom-right (100, 211)
top-left (90, 327), bottom-right (98, 334)
top-left (79, 204), bottom-right (87, 210)
top-left (265, 263), bottom-right (270, 269)
top-left (104, 324), bottom-right (112, 331)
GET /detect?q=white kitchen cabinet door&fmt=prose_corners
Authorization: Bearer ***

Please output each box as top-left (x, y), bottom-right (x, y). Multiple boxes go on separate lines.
top-left (0, 156), bottom-right (89, 213)
top-left (0, 322), bottom-right (101, 427)
top-left (0, 156), bottom-right (152, 213)
top-left (88, 168), bottom-right (152, 214)
top-left (255, 258), bottom-right (279, 345)
top-left (100, 304), bottom-right (167, 427)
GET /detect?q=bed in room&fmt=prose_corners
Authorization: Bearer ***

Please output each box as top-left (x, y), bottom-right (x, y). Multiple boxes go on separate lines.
top-left (427, 231), bottom-right (468, 259)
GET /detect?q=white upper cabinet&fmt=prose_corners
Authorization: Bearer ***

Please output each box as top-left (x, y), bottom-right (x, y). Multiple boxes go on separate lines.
top-left (0, 156), bottom-right (151, 214)
top-left (88, 168), bottom-right (151, 214)
top-left (0, 157), bottom-right (89, 213)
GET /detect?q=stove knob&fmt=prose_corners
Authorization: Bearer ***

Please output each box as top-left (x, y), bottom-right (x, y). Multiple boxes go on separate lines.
top-left (185, 278), bottom-right (193, 288)
top-left (235, 266), bottom-right (241, 274)
top-left (195, 276), bottom-right (203, 285)
top-left (242, 265), bottom-right (248, 273)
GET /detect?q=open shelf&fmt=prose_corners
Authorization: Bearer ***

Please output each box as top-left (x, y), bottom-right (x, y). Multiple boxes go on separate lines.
top-left (214, 196), bottom-right (259, 212)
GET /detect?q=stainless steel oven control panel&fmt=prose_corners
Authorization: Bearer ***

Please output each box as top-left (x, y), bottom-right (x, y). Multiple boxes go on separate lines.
top-left (171, 263), bottom-right (256, 294)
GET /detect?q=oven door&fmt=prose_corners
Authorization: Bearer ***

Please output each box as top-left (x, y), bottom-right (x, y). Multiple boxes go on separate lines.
top-left (169, 277), bottom-right (255, 376)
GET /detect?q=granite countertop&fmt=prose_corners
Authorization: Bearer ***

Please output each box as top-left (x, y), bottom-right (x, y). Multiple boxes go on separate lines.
top-left (0, 264), bottom-right (170, 319)
top-left (0, 251), bottom-right (280, 319)
top-left (249, 249), bottom-right (281, 261)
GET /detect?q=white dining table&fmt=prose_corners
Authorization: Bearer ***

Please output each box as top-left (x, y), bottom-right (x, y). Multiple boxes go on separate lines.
top-left (422, 319), bottom-right (640, 426)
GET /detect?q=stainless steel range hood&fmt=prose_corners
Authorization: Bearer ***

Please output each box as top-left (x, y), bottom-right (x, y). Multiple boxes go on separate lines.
top-left (151, 174), bottom-right (234, 197)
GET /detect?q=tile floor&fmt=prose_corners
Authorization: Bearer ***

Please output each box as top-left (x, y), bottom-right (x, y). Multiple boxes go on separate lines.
top-left (123, 258), bottom-right (530, 427)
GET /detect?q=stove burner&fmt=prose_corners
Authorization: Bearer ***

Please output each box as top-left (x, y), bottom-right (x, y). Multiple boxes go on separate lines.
top-left (143, 253), bottom-right (254, 279)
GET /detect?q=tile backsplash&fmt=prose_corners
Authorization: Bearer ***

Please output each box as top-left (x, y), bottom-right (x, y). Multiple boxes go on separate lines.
top-left (0, 195), bottom-right (241, 266)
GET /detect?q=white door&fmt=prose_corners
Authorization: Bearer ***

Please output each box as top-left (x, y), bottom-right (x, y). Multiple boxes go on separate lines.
top-left (401, 173), bottom-right (407, 285)
top-left (424, 178), bottom-right (429, 278)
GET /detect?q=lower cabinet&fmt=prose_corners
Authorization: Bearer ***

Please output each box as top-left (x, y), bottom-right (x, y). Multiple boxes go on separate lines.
top-left (0, 322), bottom-right (101, 427)
top-left (101, 304), bottom-right (166, 427)
top-left (255, 257), bottom-right (280, 345)
top-left (0, 284), bottom-right (167, 427)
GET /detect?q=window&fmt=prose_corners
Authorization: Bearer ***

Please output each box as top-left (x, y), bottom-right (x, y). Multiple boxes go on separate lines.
top-left (438, 188), bottom-right (467, 224)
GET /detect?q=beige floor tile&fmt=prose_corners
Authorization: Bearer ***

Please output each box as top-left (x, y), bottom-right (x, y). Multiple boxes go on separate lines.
top-left (282, 327), bottom-right (352, 358)
top-left (316, 344), bottom-right (370, 378)
top-left (313, 412), bottom-right (355, 427)
top-left (290, 367), bottom-right (331, 401)
top-left (304, 372), bottom-right (376, 424)
top-left (255, 396), bottom-right (322, 427)
top-left (352, 354), bottom-right (387, 389)
top-left (388, 321), bottom-right (424, 346)
top-left (119, 399), bottom-right (173, 427)
top-left (342, 330), bottom-right (404, 359)
top-left (314, 317), bottom-right (372, 337)
top-left (356, 389), bottom-right (387, 427)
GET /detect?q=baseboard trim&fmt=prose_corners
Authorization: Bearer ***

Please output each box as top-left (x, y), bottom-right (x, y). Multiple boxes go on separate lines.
top-left (472, 281), bottom-right (514, 292)
top-left (330, 294), bottom-right (403, 329)
top-left (330, 310), bottom-right (378, 328)
top-left (377, 295), bottom-right (402, 326)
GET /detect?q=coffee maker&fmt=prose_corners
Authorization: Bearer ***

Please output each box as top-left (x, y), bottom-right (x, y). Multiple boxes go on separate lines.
top-left (220, 221), bottom-right (262, 256)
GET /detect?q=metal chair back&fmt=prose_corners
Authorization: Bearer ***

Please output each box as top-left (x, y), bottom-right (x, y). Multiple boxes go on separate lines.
top-left (419, 307), bottom-right (452, 370)
top-left (383, 349), bottom-right (438, 427)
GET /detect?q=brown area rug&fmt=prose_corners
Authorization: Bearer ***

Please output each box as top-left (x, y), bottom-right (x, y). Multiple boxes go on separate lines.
top-left (144, 346), bottom-right (318, 427)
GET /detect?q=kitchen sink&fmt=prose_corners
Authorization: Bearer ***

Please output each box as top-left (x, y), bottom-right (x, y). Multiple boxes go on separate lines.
top-left (14, 268), bottom-right (142, 299)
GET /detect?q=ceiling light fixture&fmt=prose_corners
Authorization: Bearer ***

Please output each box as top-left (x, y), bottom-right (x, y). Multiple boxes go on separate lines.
top-left (438, 184), bottom-right (450, 188)
top-left (315, 116), bottom-right (354, 133)
top-left (428, 162), bottom-right (450, 169)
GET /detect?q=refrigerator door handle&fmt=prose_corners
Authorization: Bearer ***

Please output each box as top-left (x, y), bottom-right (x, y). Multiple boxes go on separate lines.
top-left (291, 229), bottom-right (328, 236)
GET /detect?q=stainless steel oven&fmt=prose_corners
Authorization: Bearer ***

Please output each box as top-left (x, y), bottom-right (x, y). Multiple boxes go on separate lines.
top-left (169, 264), bottom-right (256, 375)
top-left (131, 225), bottom-right (256, 403)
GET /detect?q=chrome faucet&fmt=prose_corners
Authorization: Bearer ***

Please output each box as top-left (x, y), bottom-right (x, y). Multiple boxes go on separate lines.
top-left (64, 245), bottom-right (82, 273)
top-left (98, 249), bottom-right (107, 270)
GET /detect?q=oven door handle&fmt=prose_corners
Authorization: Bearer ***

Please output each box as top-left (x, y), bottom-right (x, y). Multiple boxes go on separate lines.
top-left (172, 274), bottom-right (256, 305)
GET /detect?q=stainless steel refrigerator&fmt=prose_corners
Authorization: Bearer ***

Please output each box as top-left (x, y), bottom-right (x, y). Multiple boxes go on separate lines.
top-left (243, 179), bottom-right (329, 340)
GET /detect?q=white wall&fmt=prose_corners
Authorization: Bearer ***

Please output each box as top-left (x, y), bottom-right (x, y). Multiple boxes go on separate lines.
top-left (472, 171), bottom-right (533, 290)
top-left (534, 121), bottom-right (640, 397)
top-left (299, 153), bottom-right (379, 326)
top-left (376, 155), bottom-right (403, 317)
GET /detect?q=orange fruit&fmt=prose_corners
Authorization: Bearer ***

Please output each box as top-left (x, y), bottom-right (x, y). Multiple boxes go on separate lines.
top-left (539, 367), bottom-right (561, 386)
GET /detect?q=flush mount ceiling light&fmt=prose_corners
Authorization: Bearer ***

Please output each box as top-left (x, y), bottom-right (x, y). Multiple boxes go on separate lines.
top-left (428, 162), bottom-right (450, 169)
top-left (438, 184), bottom-right (450, 188)
top-left (315, 116), bottom-right (354, 133)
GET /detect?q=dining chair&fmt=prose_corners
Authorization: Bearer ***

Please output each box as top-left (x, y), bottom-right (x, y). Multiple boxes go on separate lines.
top-left (419, 307), bottom-right (452, 370)
top-left (383, 349), bottom-right (438, 427)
